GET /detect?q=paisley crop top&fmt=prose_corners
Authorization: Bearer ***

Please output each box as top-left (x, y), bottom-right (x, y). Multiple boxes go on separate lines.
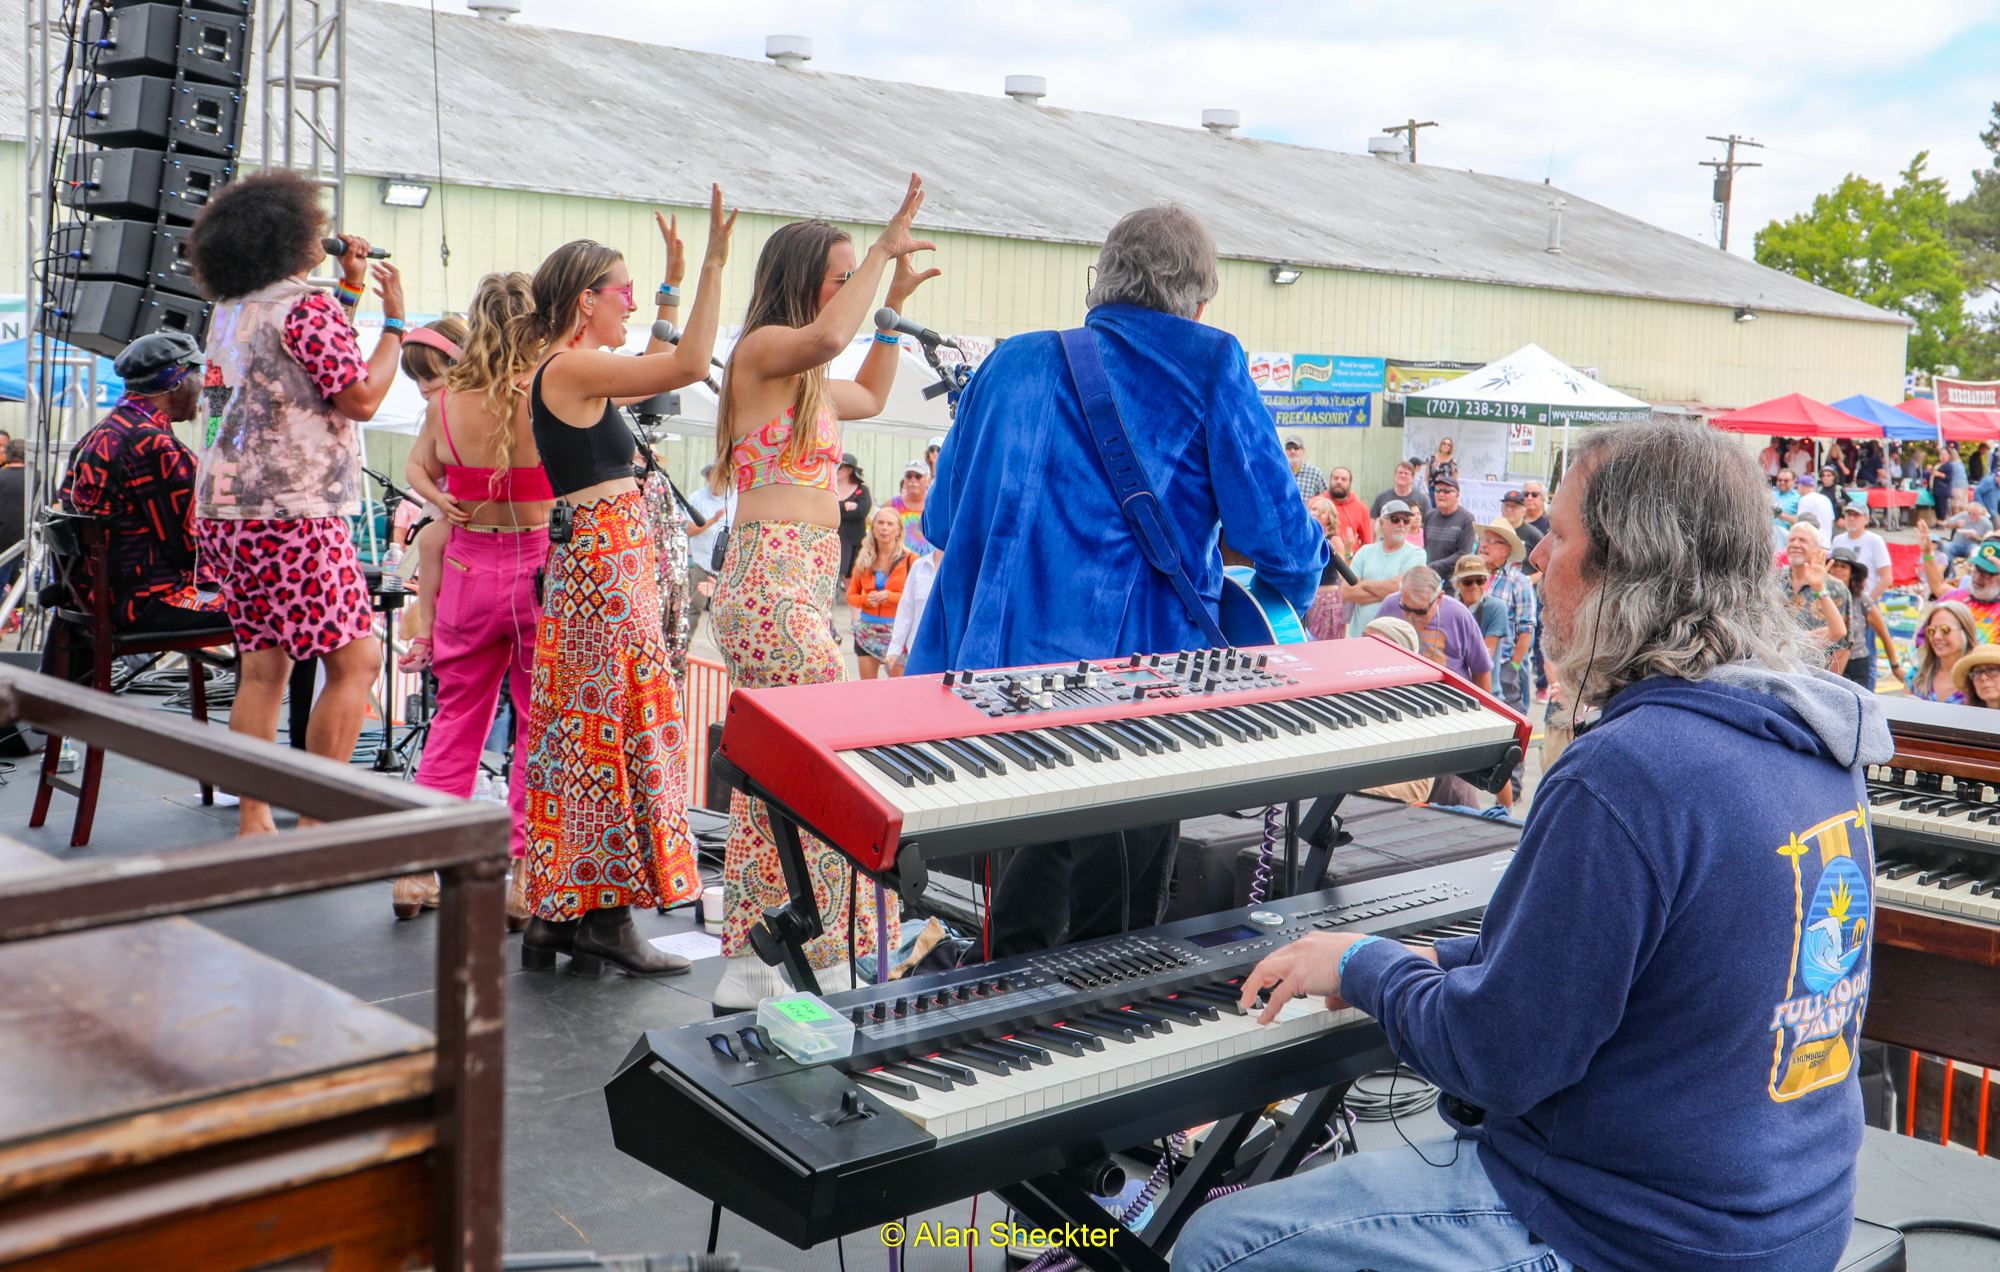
top-left (732, 405), bottom-right (840, 494)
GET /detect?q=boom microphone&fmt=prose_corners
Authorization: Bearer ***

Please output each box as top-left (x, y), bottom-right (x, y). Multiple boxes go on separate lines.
top-left (323, 237), bottom-right (391, 259)
top-left (1324, 550), bottom-right (1358, 587)
top-left (874, 307), bottom-right (951, 349)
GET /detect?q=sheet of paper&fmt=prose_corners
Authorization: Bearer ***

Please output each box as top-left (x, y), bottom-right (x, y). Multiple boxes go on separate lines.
top-left (649, 930), bottom-right (723, 961)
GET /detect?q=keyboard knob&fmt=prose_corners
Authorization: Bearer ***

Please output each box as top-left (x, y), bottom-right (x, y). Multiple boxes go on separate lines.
top-left (1130, 653), bottom-right (1142, 667)
top-left (1132, 684), bottom-right (1148, 701)
top-left (1204, 676), bottom-right (1219, 693)
top-left (1150, 654), bottom-right (1161, 667)
top-left (943, 670), bottom-right (957, 687)
top-left (1076, 659), bottom-right (1090, 675)
top-left (893, 997), bottom-right (908, 1016)
top-left (1256, 653), bottom-right (1269, 668)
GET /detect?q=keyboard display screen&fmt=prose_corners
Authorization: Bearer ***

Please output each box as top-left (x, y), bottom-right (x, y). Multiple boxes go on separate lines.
top-left (1187, 924), bottom-right (1262, 949)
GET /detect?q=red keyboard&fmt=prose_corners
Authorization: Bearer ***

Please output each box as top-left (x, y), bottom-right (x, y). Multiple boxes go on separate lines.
top-left (715, 638), bottom-right (1529, 875)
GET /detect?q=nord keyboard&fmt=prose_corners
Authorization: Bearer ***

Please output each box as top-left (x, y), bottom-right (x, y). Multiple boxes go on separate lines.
top-left (604, 851), bottom-right (1510, 1249)
top-left (715, 638), bottom-right (1527, 878)
top-left (1860, 696), bottom-right (2000, 1078)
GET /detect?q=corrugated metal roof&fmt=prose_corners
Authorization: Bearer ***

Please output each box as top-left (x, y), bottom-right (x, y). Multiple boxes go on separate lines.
top-left (4, 0), bottom-right (1904, 326)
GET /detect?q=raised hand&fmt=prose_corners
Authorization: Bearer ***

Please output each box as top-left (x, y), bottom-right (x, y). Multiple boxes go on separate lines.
top-left (655, 211), bottom-right (685, 288)
top-left (337, 234), bottom-right (372, 287)
top-left (702, 184), bottom-right (739, 269)
top-left (370, 260), bottom-right (405, 321)
top-left (885, 250), bottom-right (941, 308)
top-left (876, 173), bottom-right (937, 260)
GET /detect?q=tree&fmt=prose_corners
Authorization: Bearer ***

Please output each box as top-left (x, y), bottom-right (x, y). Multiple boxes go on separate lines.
top-left (1754, 153), bottom-right (1966, 373)
top-left (1944, 103), bottom-right (2000, 379)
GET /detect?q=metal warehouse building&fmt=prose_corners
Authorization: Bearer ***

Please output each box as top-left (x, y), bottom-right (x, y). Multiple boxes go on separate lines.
top-left (3, 0), bottom-right (1909, 491)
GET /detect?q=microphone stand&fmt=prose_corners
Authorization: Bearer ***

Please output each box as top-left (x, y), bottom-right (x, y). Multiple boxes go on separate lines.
top-left (361, 466), bottom-right (416, 773)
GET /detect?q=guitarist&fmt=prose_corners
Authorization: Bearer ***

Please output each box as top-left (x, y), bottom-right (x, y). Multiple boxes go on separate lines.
top-left (908, 205), bottom-right (1327, 956)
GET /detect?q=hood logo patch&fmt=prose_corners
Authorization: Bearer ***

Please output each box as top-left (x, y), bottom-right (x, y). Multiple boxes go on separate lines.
top-left (1768, 807), bottom-right (1872, 1101)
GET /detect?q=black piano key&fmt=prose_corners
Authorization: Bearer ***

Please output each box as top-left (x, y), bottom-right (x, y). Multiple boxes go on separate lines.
top-left (1146, 997), bottom-right (1212, 1022)
top-left (882, 1061), bottom-right (954, 1091)
top-left (891, 743), bottom-right (953, 783)
top-left (1350, 690), bottom-right (1401, 722)
top-left (1290, 697), bottom-right (1349, 729)
top-left (988, 1037), bottom-right (1055, 1066)
top-left (1268, 700), bottom-right (1322, 732)
top-left (879, 745), bottom-right (935, 785)
top-left (1050, 725), bottom-right (1109, 760)
top-left (856, 748), bottom-right (917, 788)
top-left (1181, 986), bottom-right (1247, 1016)
top-left (1067, 722), bottom-right (1122, 759)
top-left (1219, 706), bottom-right (1277, 739)
top-left (1157, 715), bottom-right (1209, 747)
top-left (961, 1041), bottom-right (1032, 1071)
top-left (1243, 703), bottom-right (1300, 736)
top-left (930, 736), bottom-right (989, 777)
top-left (1115, 1005), bottom-right (1174, 1033)
top-left (1066, 1016), bottom-right (1138, 1044)
top-left (1916, 868), bottom-right (1955, 887)
top-left (1884, 862), bottom-right (1922, 880)
top-left (943, 1046), bottom-right (1015, 1075)
top-left (1099, 719), bottom-right (1157, 755)
top-left (958, 736), bottom-right (1011, 776)
top-left (1934, 872), bottom-right (1976, 890)
top-left (1177, 713), bottom-right (1223, 746)
top-left (1019, 1028), bottom-right (1087, 1057)
top-left (850, 1069), bottom-right (920, 1100)
top-left (909, 741), bottom-right (962, 782)
top-left (907, 1056), bottom-right (976, 1085)
top-left (1128, 718), bottom-right (1182, 752)
top-left (985, 732), bottom-right (1043, 770)
top-left (1376, 685), bottom-right (1434, 718)
top-left (1031, 1023), bottom-right (1103, 1052)
top-left (1020, 730), bottom-right (1076, 767)
top-left (1335, 692), bottom-right (1388, 723)
top-left (1971, 877), bottom-right (2000, 897)
top-left (1199, 710), bottom-right (1252, 743)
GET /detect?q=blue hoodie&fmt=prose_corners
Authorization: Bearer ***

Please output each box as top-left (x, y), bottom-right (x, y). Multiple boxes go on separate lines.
top-left (1340, 667), bottom-right (1893, 1272)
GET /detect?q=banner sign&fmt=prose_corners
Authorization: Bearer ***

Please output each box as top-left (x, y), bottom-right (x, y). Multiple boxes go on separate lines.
top-left (1384, 359), bottom-right (1483, 399)
top-left (1509, 421), bottom-right (1538, 451)
top-left (1263, 390), bottom-right (1371, 429)
top-left (1934, 377), bottom-right (2000, 432)
top-left (1250, 353), bottom-right (1387, 395)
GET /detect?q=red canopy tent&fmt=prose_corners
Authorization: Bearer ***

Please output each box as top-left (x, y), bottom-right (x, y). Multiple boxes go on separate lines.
top-left (1710, 393), bottom-right (1881, 438)
top-left (1896, 395), bottom-right (2000, 442)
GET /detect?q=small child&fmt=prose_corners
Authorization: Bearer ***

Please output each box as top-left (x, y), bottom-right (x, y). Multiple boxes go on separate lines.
top-left (393, 319), bottom-right (466, 672)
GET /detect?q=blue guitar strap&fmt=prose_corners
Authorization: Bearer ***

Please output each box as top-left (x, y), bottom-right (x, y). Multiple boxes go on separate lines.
top-left (1059, 326), bottom-right (1230, 649)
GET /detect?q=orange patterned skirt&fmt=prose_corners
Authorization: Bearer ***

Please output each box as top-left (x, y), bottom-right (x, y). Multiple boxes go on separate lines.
top-left (523, 491), bottom-right (700, 920)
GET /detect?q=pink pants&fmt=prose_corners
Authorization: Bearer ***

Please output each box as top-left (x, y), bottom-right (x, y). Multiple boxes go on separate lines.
top-left (414, 525), bottom-right (549, 859)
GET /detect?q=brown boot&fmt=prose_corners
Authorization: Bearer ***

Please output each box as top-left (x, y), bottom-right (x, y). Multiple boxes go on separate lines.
top-left (569, 905), bottom-right (692, 977)
top-left (391, 873), bottom-right (436, 920)
top-left (506, 868), bottom-right (529, 933)
top-left (522, 916), bottom-right (579, 970)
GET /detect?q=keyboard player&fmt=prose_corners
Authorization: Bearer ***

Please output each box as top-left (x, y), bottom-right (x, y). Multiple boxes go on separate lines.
top-left (905, 205), bottom-right (1326, 955)
top-left (1174, 417), bottom-right (1896, 1272)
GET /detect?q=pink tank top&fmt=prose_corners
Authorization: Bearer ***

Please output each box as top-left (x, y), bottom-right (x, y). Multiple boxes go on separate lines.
top-left (732, 406), bottom-right (840, 494)
top-left (440, 390), bottom-right (556, 502)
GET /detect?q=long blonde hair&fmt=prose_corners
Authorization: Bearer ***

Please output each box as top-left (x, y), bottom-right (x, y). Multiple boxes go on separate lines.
top-left (446, 272), bottom-right (536, 484)
top-left (1912, 600), bottom-right (1977, 698)
top-left (713, 220), bottom-right (851, 494)
top-left (854, 505), bottom-right (907, 576)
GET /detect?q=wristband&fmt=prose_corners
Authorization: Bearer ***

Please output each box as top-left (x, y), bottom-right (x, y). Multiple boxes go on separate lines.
top-left (656, 284), bottom-right (681, 305)
top-left (381, 317), bottom-right (406, 337)
top-left (874, 331), bottom-right (900, 347)
top-left (334, 282), bottom-right (363, 307)
top-left (1337, 934), bottom-right (1382, 977)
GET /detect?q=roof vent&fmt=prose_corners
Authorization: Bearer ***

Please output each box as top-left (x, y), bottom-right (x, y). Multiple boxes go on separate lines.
top-left (1004, 75), bottom-right (1046, 105)
top-left (765, 35), bottom-right (813, 69)
top-left (1546, 196), bottom-right (1567, 255)
top-left (1202, 109), bottom-right (1240, 137)
top-left (466, 0), bottom-right (520, 18)
top-left (1367, 134), bottom-right (1408, 162)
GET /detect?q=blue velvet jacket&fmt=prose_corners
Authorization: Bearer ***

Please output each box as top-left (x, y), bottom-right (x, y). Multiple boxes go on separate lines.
top-left (907, 304), bottom-right (1327, 674)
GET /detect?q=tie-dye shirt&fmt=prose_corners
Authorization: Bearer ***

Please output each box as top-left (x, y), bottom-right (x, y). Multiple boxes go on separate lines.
top-left (889, 494), bottom-right (933, 554)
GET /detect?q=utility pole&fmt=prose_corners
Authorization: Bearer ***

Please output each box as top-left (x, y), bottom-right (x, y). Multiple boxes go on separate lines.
top-left (1699, 134), bottom-right (1763, 251)
top-left (1382, 118), bottom-right (1438, 164)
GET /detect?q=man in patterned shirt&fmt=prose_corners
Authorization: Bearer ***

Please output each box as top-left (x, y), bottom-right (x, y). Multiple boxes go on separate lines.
top-left (59, 331), bottom-right (226, 633)
top-left (1477, 519), bottom-right (1537, 715)
top-left (1283, 434), bottom-right (1328, 499)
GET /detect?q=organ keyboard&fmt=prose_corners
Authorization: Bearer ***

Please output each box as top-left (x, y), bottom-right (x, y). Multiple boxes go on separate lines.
top-left (1860, 696), bottom-right (2000, 1075)
top-left (604, 852), bottom-right (1509, 1252)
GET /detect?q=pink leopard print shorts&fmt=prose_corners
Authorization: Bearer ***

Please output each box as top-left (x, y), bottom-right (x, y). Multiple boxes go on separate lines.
top-left (197, 517), bottom-right (375, 660)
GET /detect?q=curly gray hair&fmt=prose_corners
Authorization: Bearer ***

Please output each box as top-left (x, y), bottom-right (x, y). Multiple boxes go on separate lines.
top-left (1085, 205), bottom-right (1219, 319)
top-left (1552, 415), bottom-right (1812, 708)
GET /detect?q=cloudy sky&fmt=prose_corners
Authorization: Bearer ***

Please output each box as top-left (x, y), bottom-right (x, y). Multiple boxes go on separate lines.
top-left (394, 0), bottom-right (2000, 256)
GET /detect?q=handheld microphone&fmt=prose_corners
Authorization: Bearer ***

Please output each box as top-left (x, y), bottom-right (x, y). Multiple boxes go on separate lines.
top-left (324, 237), bottom-right (391, 259)
top-left (874, 307), bottom-right (952, 349)
top-left (651, 320), bottom-right (681, 343)
top-left (1324, 551), bottom-right (1358, 586)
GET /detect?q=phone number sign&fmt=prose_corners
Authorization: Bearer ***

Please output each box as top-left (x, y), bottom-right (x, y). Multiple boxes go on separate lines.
top-left (1262, 391), bottom-right (1371, 429)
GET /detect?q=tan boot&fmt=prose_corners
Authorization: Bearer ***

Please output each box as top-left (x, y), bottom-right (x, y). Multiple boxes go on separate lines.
top-left (507, 868), bottom-right (530, 933)
top-left (392, 873), bottom-right (435, 920)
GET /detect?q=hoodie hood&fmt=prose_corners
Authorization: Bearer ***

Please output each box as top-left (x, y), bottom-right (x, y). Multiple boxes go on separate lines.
top-left (1599, 662), bottom-right (1894, 772)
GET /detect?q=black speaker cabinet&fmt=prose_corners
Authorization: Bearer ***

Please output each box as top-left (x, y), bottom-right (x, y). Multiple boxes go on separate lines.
top-left (49, 220), bottom-right (156, 288)
top-left (46, 278), bottom-right (209, 361)
top-left (149, 224), bottom-right (200, 298)
top-left (61, 148), bottom-right (232, 224)
top-left (73, 75), bottom-right (242, 159)
top-left (113, 0), bottom-right (252, 15)
top-left (84, 4), bottom-right (250, 87)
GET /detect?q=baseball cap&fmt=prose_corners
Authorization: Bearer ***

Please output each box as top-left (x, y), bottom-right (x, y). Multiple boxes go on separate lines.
top-left (1797, 473), bottom-right (1816, 487)
top-left (927, 436), bottom-right (944, 451)
top-left (1379, 499), bottom-right (1413, 518)
top-left (114, 330), bottom-right (202, 394)
top-left (1284, 434), bottom-right (1306, 448)
top-left (1974, 541), bottom-right (2000, 574)
top-left (902, 460), bottom-right (928, 478)
top-left (1432, 475), bottom-right (1459, 491)
top-left (1452, 555), bottom-right (1490, 582)
top-left (1501, 489), bottom-right (1526, 506)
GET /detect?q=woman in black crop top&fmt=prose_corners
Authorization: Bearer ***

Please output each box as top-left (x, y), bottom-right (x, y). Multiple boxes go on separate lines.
top-left (509, 187), bottom-right (737, 979)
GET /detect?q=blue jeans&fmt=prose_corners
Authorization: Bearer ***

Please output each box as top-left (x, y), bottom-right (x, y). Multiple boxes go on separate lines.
top-left (1171, 1137), bottom-right (1572, 1272)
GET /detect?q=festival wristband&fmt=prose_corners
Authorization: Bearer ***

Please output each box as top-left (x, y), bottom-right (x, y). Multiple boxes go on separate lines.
top-left (656, 284), bottom-right (681, 305)
top-left (874, 331), bottom-right (899, 346)
top-left (381, 317), bottom-right (406, 337)
top-left (334, 282), bottom-right (363, 307)
top-left (1337, 935), bottom-right (1382, 977)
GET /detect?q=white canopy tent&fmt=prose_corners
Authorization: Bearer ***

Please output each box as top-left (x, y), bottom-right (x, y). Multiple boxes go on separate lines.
top-left (1402, 343), bottom-right (1651, 488)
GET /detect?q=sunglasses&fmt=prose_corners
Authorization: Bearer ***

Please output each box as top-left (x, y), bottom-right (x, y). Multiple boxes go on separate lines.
top-left (594, 280), bottom-right (635, 308)
top-left (1926, 625), bottom-right (1963, 638)
top-left (827, 270), bottom-right (855, 284)
top-left (1457, 577), bottom-right (1489, 587)
top-left (1386, 514), bottom-right (1413, 525)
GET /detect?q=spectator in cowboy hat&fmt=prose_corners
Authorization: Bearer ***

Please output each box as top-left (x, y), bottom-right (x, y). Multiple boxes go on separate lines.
top-left (1956, 643), bottom-right (2000, 708)
top-left (1452, 554), bottom-right (1508, 662)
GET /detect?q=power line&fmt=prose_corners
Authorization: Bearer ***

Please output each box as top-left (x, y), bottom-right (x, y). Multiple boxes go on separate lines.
top-left (1699, 134), bottom-right (1763, 252)
top-left (1382, 118), bottom-right (1439, 164)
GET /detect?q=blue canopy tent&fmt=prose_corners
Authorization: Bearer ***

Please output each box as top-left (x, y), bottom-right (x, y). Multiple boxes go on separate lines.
top-left (0, 338), bottom-right (123, 407)
top-left (1832, 394), bottom-right (1936, 442)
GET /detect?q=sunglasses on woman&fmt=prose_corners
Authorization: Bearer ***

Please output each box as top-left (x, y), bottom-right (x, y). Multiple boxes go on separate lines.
top-left (594, 281), bottom-right (635, 308)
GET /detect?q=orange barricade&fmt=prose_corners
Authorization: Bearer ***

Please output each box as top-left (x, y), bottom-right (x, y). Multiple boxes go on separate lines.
top-left (683, 656), bottom-right (732, 808)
